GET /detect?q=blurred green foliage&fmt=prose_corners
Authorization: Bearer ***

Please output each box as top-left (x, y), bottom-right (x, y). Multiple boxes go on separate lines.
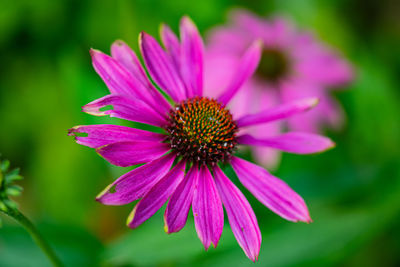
top-left (0, 0), bottom-right (399, 266)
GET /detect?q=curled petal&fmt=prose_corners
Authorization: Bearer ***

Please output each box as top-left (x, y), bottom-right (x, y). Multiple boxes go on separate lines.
top-left (213, 166), bottom-right (261, 262)
top-left (96, 141), bottom-right (170, 167)
top-left (238, 132), bottom-right (335, 154)
top-left (68, 124), bottom-right (165, 148)
top-left (218, 40), bottom-right (262, 105)
top-left (82, 94), bottom-right (166, 127)
top-left (164, 163), bottom-right (199, 233)
top-left (127, 160), bottom-right (186, 229)
top-left (192, 165), bottom-right (224, 250)
top-left (236, 98), bottom-right (319, 127)
top-left (180, 16), bottom-right (204, 97)
top-left (140, 32), bottom-right (187, 101)
top-left (231, 157), bottom-right (311, 223)
top-left (96, 153), bottom-right (176, 205)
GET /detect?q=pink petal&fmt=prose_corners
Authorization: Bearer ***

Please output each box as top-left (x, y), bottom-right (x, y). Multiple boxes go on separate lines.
top-left (127, 160), bottom-right (186, 229)
top-left (164, 163), bottom-right (199, 233)
top-left (245, 87), bottom-right (283, 168)
top-left (295, 45), bottom-right (354, 86)
top-left (229, 9), bottom-right (267, 40)
top-left (68, 124), bottom-right (165, 149)
top-left (238, 132), bottom-right (335, 154)
top-left (203, 51), bottom-right (239, 99)
top-left (96, 153), bottom-right (176, 205)
top-left (180, 16), bottom-right (204, 97)
top-left (140, 32), bottom-right (187, 101)
top-left (206, 26), bottom-right (249, 54)
top-left (160, 23), bottom-right (181, 70)
top-left (218, 40), bottom-right (262, 105)
top-left (213, 166), bottom-right (261, 262)
top-left (236, 98), bottom-right (319, 127)
top-left (90, 49), bottom-right (157, 105)
top-left (111, 40), bottom-right (170, 114)
top-left (96, 141), bottom-right (170, 167)
top-left (231, 157), bottom-right (311, 222)
top-left (82, 94), bottom-right (166, 127)
top-left (192, 165), bottom-right (224, 250)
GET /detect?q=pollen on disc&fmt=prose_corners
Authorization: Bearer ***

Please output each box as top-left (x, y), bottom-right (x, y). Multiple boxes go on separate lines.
top-left (166, 97), bottom-right (238, 165)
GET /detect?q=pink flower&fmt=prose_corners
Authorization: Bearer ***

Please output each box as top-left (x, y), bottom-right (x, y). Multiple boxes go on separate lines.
top-left (69, 16), bottom-right (334, 261)
top-left (205, 9), bottom-right (353, 167)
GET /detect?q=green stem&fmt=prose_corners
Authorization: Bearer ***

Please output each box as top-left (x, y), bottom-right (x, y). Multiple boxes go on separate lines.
top-left (1, 207), bottom-right (63, 267)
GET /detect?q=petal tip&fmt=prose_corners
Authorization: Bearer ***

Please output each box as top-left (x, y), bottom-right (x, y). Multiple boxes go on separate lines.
top-left (112, 39), bottom-right (126, 47)
top-left (309, 97), bottom-right (319, 108)
top-left (126, 207), bottom-right (138, 229)
top-left (163, 224), bottom-right (169, 234)
top-left (89, 48), bottom-right (102, 58)
top-left (253, 39), bottom-right (264, 49)
top-left (210, 241), bottom-right (219, 249)
top-left (318, 138), bottom-right (336, 153)
top-left (81, 103), bottom-right (107, 116)
top-left (67, 126), bottom-right (79, 136)
top-left (95, 184), bottom-right (114, 203)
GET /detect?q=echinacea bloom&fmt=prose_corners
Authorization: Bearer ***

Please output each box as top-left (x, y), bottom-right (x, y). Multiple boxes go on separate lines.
top-left (205, 9), bottom-right (353, 167)
top-left (69, 17), bottom-right (335, 261)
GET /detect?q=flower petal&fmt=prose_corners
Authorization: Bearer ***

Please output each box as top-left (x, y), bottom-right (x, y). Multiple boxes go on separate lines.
top-left (96, 153), bottom-right (176, 205)
top-left (180, 16), bottom-right (204, 97)
top-left (68, 124), bottom-right (165, 148)
top-left (236, 98), bottom-right (319, 127)
top-left (229, 8), bottom-right (267, 39)
top-left (218, 40), bottom-right (262, 105)
top-left (82, 94), bottom-right (166, 127)
top-left (96, 141), bottom-right (170, 167)
top-left (238, 132), bottom-right (335, 154)
top-left (140, 32), bottom-right (187, 101)
top-left (127, 160), bottom-right (186, 229)
top-left (213, 166), bottom-right (261, 262)
top-left (231, 157), bottom-right (311, 222)
top-left (160, 23), bottom-right (181, 71)
top-left (111, 40), bottom-right (171, 114)
top-left (164, 163), bottom-right (199, 233)
top-left (192, 165), bottom-right (224, 250)
top-left (90, 49), bottom-right (157, 105)
top-left (110, 40), bottom-right (149, 85)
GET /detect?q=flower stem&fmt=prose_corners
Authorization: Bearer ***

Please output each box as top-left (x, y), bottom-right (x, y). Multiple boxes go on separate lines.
top-left (0, 207), bottom-right (63, 267)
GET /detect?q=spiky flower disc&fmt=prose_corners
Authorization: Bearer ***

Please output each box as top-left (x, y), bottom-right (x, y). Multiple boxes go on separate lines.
top-left (166, 97), bottom-right (238, 165)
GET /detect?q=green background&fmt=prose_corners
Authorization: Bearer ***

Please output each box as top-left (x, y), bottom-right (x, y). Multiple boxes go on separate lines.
top-left (0, 0), bottom-right (399, 266)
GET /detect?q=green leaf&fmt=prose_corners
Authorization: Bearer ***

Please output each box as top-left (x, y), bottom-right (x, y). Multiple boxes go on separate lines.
top-left (5, 168), bottom-right (23, 184)
top-left (0, 160), bottom-right (10, 173)
top-left (5, 185), bottom-right (23, 197)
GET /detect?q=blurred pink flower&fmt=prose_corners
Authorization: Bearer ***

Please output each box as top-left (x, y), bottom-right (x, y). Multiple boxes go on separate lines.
top-left (69, 17), bottom-right (334, 261)
top-left (205, 9), bottom-right (353, 168)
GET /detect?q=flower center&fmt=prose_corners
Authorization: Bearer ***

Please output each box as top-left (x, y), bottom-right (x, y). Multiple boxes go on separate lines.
top-left (166, 97), bottom-right (238, 165)
top-left (256, 48), bottom-right (290, 83)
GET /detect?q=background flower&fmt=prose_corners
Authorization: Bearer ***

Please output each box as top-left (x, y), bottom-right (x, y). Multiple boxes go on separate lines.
top-left (0, 1), bottom-right (399, 266)
top-left (205, 9), bottom-right (354, 168)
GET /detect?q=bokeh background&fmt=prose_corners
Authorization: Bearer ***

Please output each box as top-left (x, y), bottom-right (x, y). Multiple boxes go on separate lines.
top-left (0, 0), bottom-right (399, 266)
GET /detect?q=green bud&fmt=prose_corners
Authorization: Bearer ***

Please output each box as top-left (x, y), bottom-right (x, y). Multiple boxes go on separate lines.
top-left (0, 157), bottom-right (23, 210)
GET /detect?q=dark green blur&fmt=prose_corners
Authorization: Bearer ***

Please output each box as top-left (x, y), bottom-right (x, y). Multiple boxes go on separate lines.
top-left (0, 0), bottom-right (399, 266)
